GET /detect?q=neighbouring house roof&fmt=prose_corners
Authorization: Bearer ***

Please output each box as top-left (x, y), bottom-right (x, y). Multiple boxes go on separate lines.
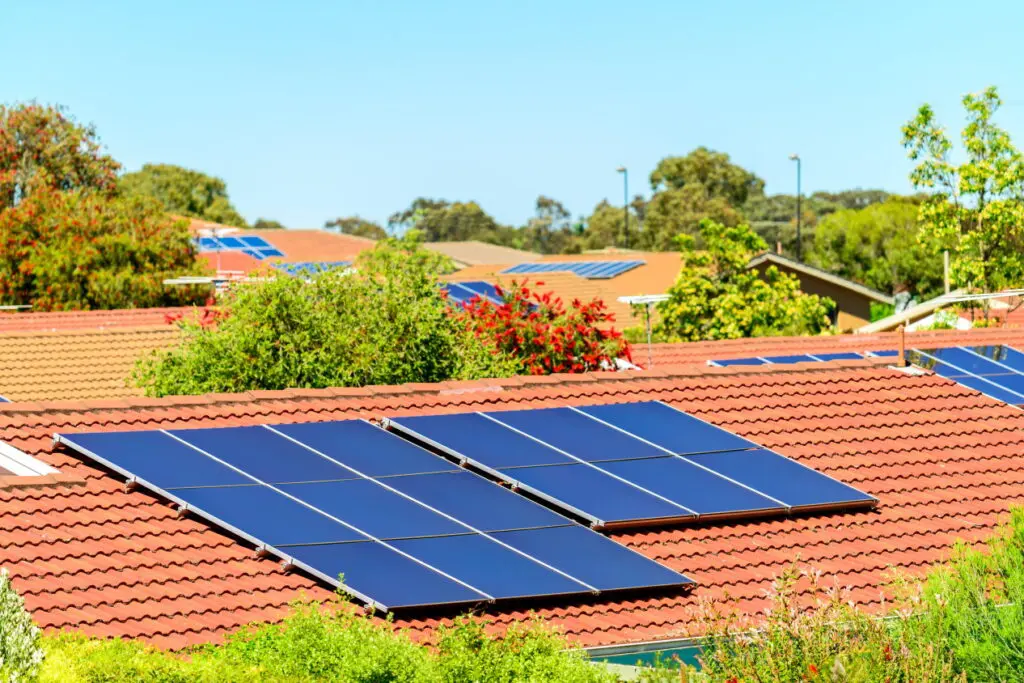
top-left (424, 241), bottom-right (540, 267)
top-left (745, 253), bottom-right (895, 305)
top-left (443, 271), bottom-right (644, 328)
top-left (0, 308), bottom-right (195, 334)
top-left (0, 327), bottom-right (180, 402)
top-left (2, 337), bottom-right (1023, 650)
top-left (635, 326), bottom-right (1024, 370)
top-left (247, 229), bottom-right (376, 263)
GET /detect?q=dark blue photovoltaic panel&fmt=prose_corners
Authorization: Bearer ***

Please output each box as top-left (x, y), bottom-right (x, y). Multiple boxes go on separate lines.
top-left (869, 349), bottom-right (899, 357)
top-left (60, 431), bottom-right (252, 489)
top-left (485, 407), bottom-right (666, 462)
top-left (922, 347), bottom-right (1010, 376)
top-left (197, 237), bottom-right (221, 251)
top-left (284, 542), bottom-right (487, 608)
top-left (56, 418), bottom-right (696, 611)
top-left (713, 357), bottom-right (767, 367)
top-left (258, 248), bottom-right (286, 258)
top-left (279, 479), bottom-right (466, 539)
top-left (171, 485), bottom-right (366, 545)
top-left (813, 352), bottom-right (865, 361)
top-left (976, 345), bottom-right (1024, 373)
top-left (239, 235), bottom-right (272, 248)
top-left (217, 236), bottom-right (246, 249)
top-left (382, 471), bottom-right (569, 531)
top-left (685, 449), bottom-right (875, 509)
top-left (500, 260), bottom-right (645, 280)
top-left (947, 374), bottom-right (1024, 403)
top-left (494, 526), bottom-right (694, 591)
top-left (598, 457), bottom-right (785, 516)
top-left (167, 426), bottom-right (359, 483)
top-left (763, 354), bottom-right (818, 364)
top-left (272, 421), bottom-right (461, 477)
top-left (0, 395), bottom-right (9, 403)
top-left (390, 534), bottom-right (588, 599)
top-left (577, 402), bottom-right (755, 455)
top-left (506, 463), bottom-right (693, 525)
top-left (389, 413), bottom-right (572, 468)
top-left (458, 281), bottom-right (502, 301)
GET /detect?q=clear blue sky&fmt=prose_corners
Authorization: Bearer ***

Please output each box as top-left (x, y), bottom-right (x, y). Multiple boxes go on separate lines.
top-left (5, 1), bottom-right (1023, 229)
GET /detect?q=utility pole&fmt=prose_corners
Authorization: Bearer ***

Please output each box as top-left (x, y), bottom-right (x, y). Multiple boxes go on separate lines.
top-left (617, 167), bottom-right (629, 248)
top-left (789, 154), bottom-right (802, 262)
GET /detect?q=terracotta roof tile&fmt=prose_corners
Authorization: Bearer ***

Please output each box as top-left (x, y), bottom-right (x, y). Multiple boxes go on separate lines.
top-left (425, 241), bottom-right (539, 266)
top-left (0, 351), bottom-right (1021, 649)
top-left (0, 327), bottom-right (181, 402)
top-left (247, 229), bottom-right (376, 263)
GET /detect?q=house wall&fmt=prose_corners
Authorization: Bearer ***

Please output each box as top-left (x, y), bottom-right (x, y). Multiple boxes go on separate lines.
top-left (749, 263), bottom-right (875, 331)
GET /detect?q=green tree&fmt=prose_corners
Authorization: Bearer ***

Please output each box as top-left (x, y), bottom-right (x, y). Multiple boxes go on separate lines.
top-left (133, 235), bottom-right (514, 396)
top-left (120, 163), bottom-right (248, 227)
top-left (251, 218), bottom-right (286, 230)
top-left (579, 200), bottom-right (634, 250)
top-left (388, 198), bottom-right (514, 245)
top-left (520, 196), bottom-right (580, 253)
top-left (808, 197), bottom-right (942, 298)
top-left (638, 184), bottom-right (741, 250)
top-left (903, 86), bottom-right (1024, 294)
top-left (0, 102), bottom-right (120, 210)
top-left (0, 187), bottom-right (208, 310)
top-left (654, 220), bottom-right (834, 341)
top-left (650, 147), bottom-right (765, 206)
top-left (324, 216), bottom-right (387, 240)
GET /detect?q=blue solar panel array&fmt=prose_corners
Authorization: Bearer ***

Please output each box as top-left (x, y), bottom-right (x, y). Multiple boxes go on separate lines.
top-left (910, 345), bottom-right (1024, 408)
top-left (442, 281), bottom-right (504, 307)
top-left (500, 261), bottom-right (645, 279)
top-left (387, 401), bottom-right (876, 529)
top-left (0, 395), bottom-right (9, 403)
top-left (273, 262), bottom-right (353, 278)
top-left (197, 235), bottom-right (285, 260)
top-left (55, 420), bottom-right (692, 611)
top-left (710, 350), bottom-right (896, 367)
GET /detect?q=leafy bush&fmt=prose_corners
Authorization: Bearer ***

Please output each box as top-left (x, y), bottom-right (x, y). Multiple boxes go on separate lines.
top-left (455, 279), bottom-right (631, 375)
top-left (0, 570), bottom-right (42, 683)
top-left (655, 219), bottom-right (835, 342)
top-left (134, 236), bottom-right (517, 396)
top-left (0, 187), bottom-right (208, 310)
top-left (41, 602), bottom-right (613, 683)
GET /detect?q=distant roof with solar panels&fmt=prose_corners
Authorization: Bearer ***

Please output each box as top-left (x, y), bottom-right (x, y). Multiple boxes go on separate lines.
top-left (272, 262), bottom-right (352, 278)
top-left (501, 260), bottom-right (645, 279)
top-left (196, 235), bottom-right (285, 260)
top-left (56, 417), bottom-right (692, 612)
top-left (708, 345), bottom-right (1024, 410)
top-left (442, 281), bottom-right (504, 307)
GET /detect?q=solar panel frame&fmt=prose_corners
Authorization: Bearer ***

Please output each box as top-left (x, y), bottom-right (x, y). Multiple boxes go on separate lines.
top-left (911, 348), bottom-right (1024, 406)
top-left (499, 260), bottom-right (645, 279)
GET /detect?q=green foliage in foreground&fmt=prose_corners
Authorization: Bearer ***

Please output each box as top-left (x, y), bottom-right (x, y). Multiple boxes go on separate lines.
top-left (655, 219), bottom-right (835, 342)
top-left (133, 235), bottom-right (518, 396)
top-left (40, 608), bottom-right (613, 683)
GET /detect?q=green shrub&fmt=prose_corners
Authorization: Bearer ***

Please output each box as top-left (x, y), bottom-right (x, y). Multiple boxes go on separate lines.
top-left (133, 235), bottom-right (518, 396)
top-left (39, 600), bottom-right (612, 683)
top-left (0, 570), bottom-right (43, 682)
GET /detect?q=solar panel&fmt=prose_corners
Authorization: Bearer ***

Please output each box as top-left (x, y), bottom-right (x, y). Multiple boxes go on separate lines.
top-left (0, 395), bottom-right (8, 403)
top-left (197, 237), bottom-right (222, 251)
top-left (500, 260), bottom-right (645, 279)
top-left (710, 351), bottom-right (885, 366)
top-left (55, 420), bottom-right (692, 611)
top-left (913, 346), bottom-right (1024, 406)
top-left (387, 401), bottom-right (876, 528)
top-left (240, 235), bottom-right (272, 248)
top-left (196, 234), bottom-right (286, 258)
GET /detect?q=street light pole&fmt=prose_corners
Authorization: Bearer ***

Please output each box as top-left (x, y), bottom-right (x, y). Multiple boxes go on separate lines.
top-left (789, 154), bottom-right (802, 262)
top-left (617, 166), bottom-right (629, 248)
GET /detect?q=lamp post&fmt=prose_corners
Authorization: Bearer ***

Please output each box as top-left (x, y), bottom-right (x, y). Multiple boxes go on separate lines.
top-left (616, 166), bottom-right (629, 248)
top-left (789, 154), bottom-right (802, 262)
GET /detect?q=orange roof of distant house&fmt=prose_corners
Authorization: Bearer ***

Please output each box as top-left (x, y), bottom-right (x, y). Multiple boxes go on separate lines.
top-left (248, 229), bottom-right (376, 263)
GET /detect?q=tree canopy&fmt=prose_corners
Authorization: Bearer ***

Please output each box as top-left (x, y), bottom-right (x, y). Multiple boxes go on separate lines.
top-left (903, 86), bottom-right (1024, 294)
top-left (119, 163), bottom-right (248, 228)
top-left (388, 198), bottom-right (513, 244)
top-left (650, 147), bottom-right (765, 206)
top-left (0, 187), bottom-right (208, 310)
top-left (655, 220), bottom-right (834, 341)
top-left (251, 218), bottom-right (286, 230)
top-left (0, 103), bottom-right (120, 210)
top-left (807, 197), bottom-right (943, 299)
top-left (324, 216), bottom-right (387, 240)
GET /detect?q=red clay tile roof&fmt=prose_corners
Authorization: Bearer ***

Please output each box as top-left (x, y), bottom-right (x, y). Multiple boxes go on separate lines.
top-left (0, 327), bottom-right (180, 402)
top-left (246, 229), bottom-right (376, 263)
top-left (0, 308), bottom-right (196, 334)
top-left (637, 326), bottom-right (1024, 370)
top-left (3, 346), bottom-right (1023, 649)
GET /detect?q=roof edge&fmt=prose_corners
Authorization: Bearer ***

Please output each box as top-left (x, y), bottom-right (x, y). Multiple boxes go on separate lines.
top-left (746, 253), bottom-right (895, 305)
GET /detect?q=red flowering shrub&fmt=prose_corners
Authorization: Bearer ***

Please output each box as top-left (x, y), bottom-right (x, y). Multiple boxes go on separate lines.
top-left (0, 187), bottom-right (209, 310)
top-left (453, 279), bottom-right (631, 375)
